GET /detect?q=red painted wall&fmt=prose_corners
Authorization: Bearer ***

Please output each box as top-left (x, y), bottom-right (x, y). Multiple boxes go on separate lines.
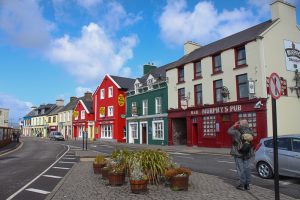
top-left (73, 100), bottom-right (94, 138)
top-left (93, 75), bottom-right (127, 142)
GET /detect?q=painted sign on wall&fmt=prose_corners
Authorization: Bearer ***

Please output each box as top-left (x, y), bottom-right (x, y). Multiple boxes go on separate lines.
top-left (118, 94), bottom-right (125, 106)
top-left (284, 40), bottom-right (300, 71)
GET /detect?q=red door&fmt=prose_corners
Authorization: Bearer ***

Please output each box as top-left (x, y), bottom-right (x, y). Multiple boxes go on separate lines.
top-left (192, 123), bottom-right (198, 145)
top-left (142, 126), bottom-right (147, 144)
top-left (221, 114), bottom-right (233, 147)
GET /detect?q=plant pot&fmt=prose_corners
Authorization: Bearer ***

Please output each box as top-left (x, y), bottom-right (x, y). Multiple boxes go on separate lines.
top-left (108, 172), bottom-right (125, 186)
top-left (93, 163), bottom-right (105, 174)
top-left (170, 175), bottom-right (189, 191)
top-left (101, 167), bottom-right (110, 180)
top-left (130, 179), bottom-right (148, 194)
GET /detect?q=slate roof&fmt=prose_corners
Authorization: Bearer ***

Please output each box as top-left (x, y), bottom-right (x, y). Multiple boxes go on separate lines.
top-left (23, 103), bottom-right (56, 118)
top-left (110, 75), bottom-right (135, 90)
top-left (166, 19), bottom-right (277, 71)
top-left (81, 99), bottom-right (93, 113)
top-left (48, 105), bottom-right (64, 115)
top-left (60, 98), bottom-right (80, 112)
top-left (24, 109), bottom-right (36, 118)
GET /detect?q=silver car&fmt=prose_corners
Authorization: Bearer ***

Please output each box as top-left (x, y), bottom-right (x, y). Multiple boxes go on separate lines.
top-left (49, 131), bottom-right (65, 141)
top-left (254, 134), bottom-right (300, 179)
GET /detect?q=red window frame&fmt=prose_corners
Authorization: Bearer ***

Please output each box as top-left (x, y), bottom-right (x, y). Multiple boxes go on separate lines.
top-left (236, 74), bottom-right (248, 100)
top-left (194, 84), bottom-right (203, 106)
top-left (194, 61), bottom-right (202, 79)
top-left (178, 67), bottom-right (184, 83)
top-left (178, 88), bottom-right (185, 108)
top-left (212, 54), bottom-right (222, 74)
top-left (213, 79), bottom-right (223, 104)
top-left (235, 46), bottom-right (247, 68)
top-left (203, 115), bottom-right (216, 137)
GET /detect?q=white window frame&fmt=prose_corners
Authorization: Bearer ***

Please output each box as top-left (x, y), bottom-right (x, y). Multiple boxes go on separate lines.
top-left (67, 111), bottom-right (70, 121)
top-left (152, 120), bottom-right (164, 140)
top-left (81, 110), bottom-right (85, 119)
top-left (108, 87), bottom-right (113, 98)
top-left (100, 89), bottom-right (105, 99)
top-left (129, 122), bottom-right (138, 139)
top-left (142, 100), bottom-right (148, 115)
top-left (155, 97), bottom-right (162, 114)
top-left (101, 124), bottom-right (113, 139)
top-left (135, 83), bottom-right (139, 94)
top-left (148, 79), bottom-right (153, 90)
top-left (132, 102), bottom-right (137, 116)
top-left (63, 113), bottom-right (66, 122)
top-left (108, 106), bottom-right (114, 117)
top-left (59, 114), bottom-right (62, 122)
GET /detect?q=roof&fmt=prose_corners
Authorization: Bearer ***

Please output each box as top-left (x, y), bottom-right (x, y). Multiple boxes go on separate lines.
top-left (82, 99), bottom-right (93, 113)
top-left (166, 19), bottom-right (277, 71)
top-left (48, 105), bottom-right (64, 115)
top-left (60, 98), bottom-right (80, 112)
top-left (24, 109), bottom-right (36, 118)
top-left (110, 75), bottom-right (135, 90)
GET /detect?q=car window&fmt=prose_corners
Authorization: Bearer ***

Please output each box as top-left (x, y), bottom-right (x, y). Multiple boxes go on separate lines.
top-left (264, 139), bottom-right (273, 148)
top-left (264, 138), bottom-right (290, 150)
top-left (292, 138), bottom-right (300, 153)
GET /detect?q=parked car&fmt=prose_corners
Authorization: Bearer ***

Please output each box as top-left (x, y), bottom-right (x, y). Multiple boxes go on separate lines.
top-left (49, 131), bottom-right (65, 141)
top-left (254, 134), bottom-right (300, 179)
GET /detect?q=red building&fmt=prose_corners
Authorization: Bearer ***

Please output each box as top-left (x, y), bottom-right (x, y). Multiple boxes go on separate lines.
top-left (93, 75), bottom-right (135, 142)
top-left (73, 92), bottom-right (94, 139)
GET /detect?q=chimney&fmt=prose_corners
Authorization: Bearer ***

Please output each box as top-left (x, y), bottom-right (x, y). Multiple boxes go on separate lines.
top-left (70, 96), bottom-right (77, 102)
top-left (184, 41), bottom-right (201, 55)
top-left (56, 99), bottom-right (64, 106)
top-left (143, 63), bottom-right (157, 75)
top-left (31, 106), bottom-right (37, 110)
top-left (84, 92), bottom-right (92, 101)
top-left (271, 0), bottom-right (296, 26)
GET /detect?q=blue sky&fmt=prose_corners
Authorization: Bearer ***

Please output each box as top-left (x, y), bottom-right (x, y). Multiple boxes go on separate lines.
top-left (0, 0), bottom-right (299, 123)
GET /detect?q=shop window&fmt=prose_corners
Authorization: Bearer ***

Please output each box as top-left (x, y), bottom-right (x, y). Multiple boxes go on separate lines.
top-left (155, 97), bottom-right (162, 114)
top-left (130, 123), bottom-right (138, 139)
top-left (212, 54), bottom-right (222, 73)
top-left (178, 88), bottom-right (185, 108)
top-left (178, 67), bottom-right (184, 83)
top-left (235, 46), bottom-right (247, 67)
top-left (203, 115), bottom-right (216, 137)
top-left (238, 112), bottom-right (257, 133)
top-left (152, 120), bottom-right (164, 140)
top-left (194, 61), bottom-right (202, 79)
top-left (237, 74), bottom-right (249, 99)
top-left (214, 79), bottom-right (223, 103)
top-left (142, 100), bottom-right (148, 115)
top-left (101, 124), bottom-right (113, 138)
top-left (194, 84), bottom-right (203, 106)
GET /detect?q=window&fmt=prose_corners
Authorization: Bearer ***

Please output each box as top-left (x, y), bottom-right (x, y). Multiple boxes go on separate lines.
top-left (59, 114), bottom-right (62, 122)
top-left (53, 116), bottom-right (56, 123)
top-left (132, 102), bottom-right (137, 116)
top-left (142, 100), bottom-right (148, 115)
top-left (292, 138), bottom-right (300, 152)
top-left (67, 112), bottom-right (70, 121)
top-left (178, 88), bottom-right (185, 108)
top-left (81, 110), bottom-right (85, 119)
top-left (63, 113), bottom-right (66, 122)
top-left (155, 97), bottom-right (162, 114)
top-left (153, 121), bottom-right (164, 140)
top-left (108, 87), bottom-right (113, 98)
top-left (147, 78), bottom-right (154, 90)
top-left (108, 106), bottom-right (114, 117)
top-left (214, 79), bottom-right (223, 103)
top-left (194, 84), bottom-right (203, 106)
top-left (236, 46), bottom-right (246, 66)
top-left (178, 67), bottom-right (184, 83)
top-left (100, 89), bottom-right (105, 99)
top-left (203, 115), bottom-right (216, 137)
top-left (237, 74), bottom-right (249, 99)
top-left (213, 54), bottom-right (222, 73)
top-left (135, 83), bottom-right (140, 94)
top-left (130, 123), bottom-right (138, 139)
top-left (101, 124), bottom-right (113, 138)
top-left (48, 117), bottom-right (51, 123)
top-left (277, 138), bottom-right (290, 150)
top-left (194, 61), bottom-right (202, 79)
top-left (238, 112), bottom-right (257, 133)
top-left (100, 107), bottom-right (105, 117)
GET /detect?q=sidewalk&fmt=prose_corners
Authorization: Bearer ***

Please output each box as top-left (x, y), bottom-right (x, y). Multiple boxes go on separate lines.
top-left (0, 141), bottom-right (22, 156)
top-left (46, 149), bottom-right (296, 200)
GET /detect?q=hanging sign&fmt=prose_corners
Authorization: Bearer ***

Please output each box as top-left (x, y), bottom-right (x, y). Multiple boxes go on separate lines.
top-left (284, 40), bottom-right (300, 71)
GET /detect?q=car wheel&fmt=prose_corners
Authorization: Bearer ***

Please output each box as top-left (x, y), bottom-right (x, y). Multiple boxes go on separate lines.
top-left (257, 161), bottom-right (273, 179)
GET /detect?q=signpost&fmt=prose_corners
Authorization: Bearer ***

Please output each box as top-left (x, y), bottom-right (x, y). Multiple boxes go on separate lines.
top-left (269, 72), bottom-right (282, 200)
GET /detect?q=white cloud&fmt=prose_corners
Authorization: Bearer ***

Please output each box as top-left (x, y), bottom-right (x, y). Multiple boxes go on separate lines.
top-left (47, 23), bottom-right (138, 83)
top-left (159, 0), bottom-right (260, 47)
top-left (0, 0), bottom-right (54, 49)
top-left (0, 93), bottom-right (33, 123)
top-left (75, 86), bottom-right (92, 97)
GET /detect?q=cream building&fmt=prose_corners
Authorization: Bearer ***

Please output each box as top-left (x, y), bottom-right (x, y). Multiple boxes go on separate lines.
top-left (166, 1), bottom-right (300, 147)
top-left (0, 108), bottom-right (9, 127)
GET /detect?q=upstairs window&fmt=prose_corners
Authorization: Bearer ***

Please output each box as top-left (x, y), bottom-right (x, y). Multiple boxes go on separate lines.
top-left (67, 112), bottom-right (70, 121)
top-left (135, 83), bottom-right (140, 94)
top-left (142, 100), bottom-right (148, 115)
top-left (100, 89), bottom-right (105, 99)
top-left (108, 106), bottom-right (114, 117)
top-left (178, 67), bottom-right (184, 83)
top-left (194, 61), bottom-right (202, 79)
top-left (214, 79), bottom-right (223, 103)
top-left (53, 116), bottom-right (56, 123)
top-left (147, 78), bottom-right (153, 90)
top-left (194, 84), bottom-right (203, 106)
top-left (237, 74), bottom-right (249, 99)
top-left (132, 102), bottom-right (137, 116)
top-left (155, 97), bottom-right (162, 114)
top-left (81, 110), bottom-right (85, 119)
top-left (236, 46), bottom-right (247, 66)
top-left (213, 54), bottom-right (222, 73)
top-left (108, 87), bottom-right (113, 98)
top-left (178, 88), bottom-right (185, 108)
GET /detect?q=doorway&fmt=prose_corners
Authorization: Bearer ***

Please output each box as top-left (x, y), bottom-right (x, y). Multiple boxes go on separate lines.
top-left (221, 114), bottom-right (233, 147)
top-left (192, 123), bottom-right (198, 146)
top-left (172, 118), bottom-right (187, 145)
top-left (140, 122), bottom-right (147, 144)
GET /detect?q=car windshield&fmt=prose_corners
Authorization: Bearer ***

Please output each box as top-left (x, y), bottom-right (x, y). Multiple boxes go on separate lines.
top-left (55, 132), bottom-right (62, 136)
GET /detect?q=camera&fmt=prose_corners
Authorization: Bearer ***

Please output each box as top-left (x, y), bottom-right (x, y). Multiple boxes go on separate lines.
top-left (254, 101), bottom-right (263, 108)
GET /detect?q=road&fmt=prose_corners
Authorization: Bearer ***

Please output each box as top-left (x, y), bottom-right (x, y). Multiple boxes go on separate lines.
top-left (0, 137), bottom-right (76, 200)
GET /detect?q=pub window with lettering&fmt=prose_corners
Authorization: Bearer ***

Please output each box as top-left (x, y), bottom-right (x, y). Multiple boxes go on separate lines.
top-left (203, 115), bottom-right (216, 137)
top-left (237, 74), bottom-right (249, 99)
top-left (194, 84), bottom-right (203, 106)
top-left (214, 79), bottom-right (223, 103)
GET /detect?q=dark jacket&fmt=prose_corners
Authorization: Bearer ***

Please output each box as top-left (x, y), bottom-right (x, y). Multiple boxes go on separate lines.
top-left (228, 125), bottom-right (255, 159)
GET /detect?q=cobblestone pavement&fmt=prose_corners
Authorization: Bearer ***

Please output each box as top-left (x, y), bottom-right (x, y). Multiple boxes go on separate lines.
top-left (46, 151), bottom-right (296, 200)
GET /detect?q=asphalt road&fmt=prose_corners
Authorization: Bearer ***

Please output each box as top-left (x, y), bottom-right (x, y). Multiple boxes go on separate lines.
top-left (64, 139), bottom-right (300, 199)
top-left (0, 137), bottom-right (71, 200)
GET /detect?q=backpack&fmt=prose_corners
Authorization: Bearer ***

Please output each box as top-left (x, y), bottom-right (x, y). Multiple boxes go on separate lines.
top-left (238, 133), bottom-right (253, 156)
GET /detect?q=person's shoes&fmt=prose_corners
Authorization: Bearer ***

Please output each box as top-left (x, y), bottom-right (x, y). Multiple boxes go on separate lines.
top-left (244, 184), bottom-right (250, 190)
top-left (236, 184), bottom-right (245, 190)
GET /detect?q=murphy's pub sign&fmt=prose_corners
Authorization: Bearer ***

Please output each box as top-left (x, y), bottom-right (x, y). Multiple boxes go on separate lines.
top-left (284, 40), bottom-right (300, 71)
top-left (191, 105), bottom-right (242, 115)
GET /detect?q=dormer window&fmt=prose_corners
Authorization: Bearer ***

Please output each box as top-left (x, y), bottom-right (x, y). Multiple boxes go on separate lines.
top-left (147, 78), bottom-right (153, 90)
top-left (135, 83), bottom-right (140, 94)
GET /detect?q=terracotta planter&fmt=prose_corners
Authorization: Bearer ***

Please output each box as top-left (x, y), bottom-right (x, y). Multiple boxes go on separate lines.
top-left (101, 167), bottom-right (110, 180)
top-left (130, 179), bottom-right (148, 194)
top-left (170, 175), bottom-right (189, 191)
top-left (93, 163), bottom-right (105, 174)
top-left (108, 172), bottom-right (125, 186)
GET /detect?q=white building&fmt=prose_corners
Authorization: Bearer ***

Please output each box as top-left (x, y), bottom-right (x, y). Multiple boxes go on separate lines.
top-left (0, 108), bottom-right (9, 127)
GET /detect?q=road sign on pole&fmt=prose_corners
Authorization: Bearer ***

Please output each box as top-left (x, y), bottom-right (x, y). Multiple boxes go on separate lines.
top-left (269, 72), bottom-right (282, 200)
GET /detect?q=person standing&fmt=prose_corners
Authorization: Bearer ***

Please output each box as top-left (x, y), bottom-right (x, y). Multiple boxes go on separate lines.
top-left (228, 119), bottom-right (255, 190)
